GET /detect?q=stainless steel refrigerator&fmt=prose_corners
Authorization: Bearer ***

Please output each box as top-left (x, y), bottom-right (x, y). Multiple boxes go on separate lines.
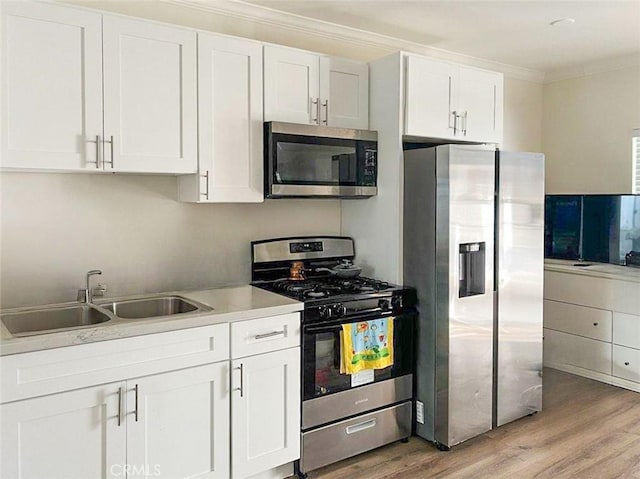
top-left (403, 144), bottom-right (544, 448)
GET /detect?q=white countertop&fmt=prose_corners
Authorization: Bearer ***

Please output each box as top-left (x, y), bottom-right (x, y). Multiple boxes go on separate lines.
top-left (545, 259), bottom-right (640, 284)
top-left (0, 285), bottom-right (302, 356)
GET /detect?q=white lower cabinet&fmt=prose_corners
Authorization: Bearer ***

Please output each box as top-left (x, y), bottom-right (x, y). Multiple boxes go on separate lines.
top-left (0, 315), bottom-right (301, 479)
top-left (1, 381), bottom-right (127, 479)
top-left (127, 363), bottom-right (230, 479)
top-left (543, 328), bottom-right (612, 375)
top-left (231, 348), bottom-right (300, 479)
top-left (543, 268), bottom-right (640, 392)
top-left (613, 345), bottom-right (640, 383)
top-left (1, 363), bottom-right (229, 479)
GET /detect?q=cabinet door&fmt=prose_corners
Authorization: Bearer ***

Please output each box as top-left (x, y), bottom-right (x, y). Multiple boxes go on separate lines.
top-left (1, 2), bottom-right (103, 170)
top-left (102, 16), bottom-right (197, 173)
top-left (458, 66), bottom-right (503, 143)
top-left (264, 46), bottom-right (320, 124)
top-left (1, 382), bottom-right (126, 479)
top-left (404, 55), bottom-right (457, 140)
top-left (320, 57), bottom-right (369, 129)
top-left (126, 362), bottom-right (230, 479)
top-left (198, 34), bottom-right (263, 202)
top-left (231, 348), bottom-right (301, 479)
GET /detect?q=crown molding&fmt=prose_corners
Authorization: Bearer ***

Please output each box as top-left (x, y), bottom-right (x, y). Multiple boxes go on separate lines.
top-left (544, 53), bottom-right (640, 83)
top-left (166, 0), bottom-right (546, 83)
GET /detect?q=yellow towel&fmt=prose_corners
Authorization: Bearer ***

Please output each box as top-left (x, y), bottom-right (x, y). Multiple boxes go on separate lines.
top-left (340, 318), bottom-right (394, 375)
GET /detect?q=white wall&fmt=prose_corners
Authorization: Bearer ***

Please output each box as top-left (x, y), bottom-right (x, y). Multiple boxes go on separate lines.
top-left (0, 173), bottom-right (340, 308)
top-left (503, 77), bottom-right (543, 152)
top-left (542, 66), bottom-right (640, 194)
top-left (0, 1), bottom-right (544, 308)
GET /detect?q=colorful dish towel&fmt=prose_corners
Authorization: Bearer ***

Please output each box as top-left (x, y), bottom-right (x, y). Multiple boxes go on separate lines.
top-left (340, 318), bottom-right (394, 374)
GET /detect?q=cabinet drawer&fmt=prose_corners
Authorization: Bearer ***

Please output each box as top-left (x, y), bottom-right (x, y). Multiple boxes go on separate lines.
top-left (613, 312), bottom-right (640, 349)
top-left (301, 401), bottom-right (411, 473)
top-left (544, 271), bottom-right (640, 316)
top-left (544, 300), bottom-right (611, 341)
top-left (613, 345), bottom-right (640, 383)
top-left (231, 313), bottom-right (300, 359)
top-left (1, 322), bottom-right (229, 403)
top-left (543, 328), bottom-right (611, 374)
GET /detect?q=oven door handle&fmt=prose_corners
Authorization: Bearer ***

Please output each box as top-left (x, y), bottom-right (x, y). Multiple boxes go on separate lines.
top-left (304, 310), bottom-right (400, 334)
top-left (304, 324), bottom-right (344, 334)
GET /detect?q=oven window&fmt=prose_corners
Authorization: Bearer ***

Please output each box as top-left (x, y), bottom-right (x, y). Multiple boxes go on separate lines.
top-left (274, 142), bottom-right (358, 185)
top-left (303, 313), bottom-right (414, 401)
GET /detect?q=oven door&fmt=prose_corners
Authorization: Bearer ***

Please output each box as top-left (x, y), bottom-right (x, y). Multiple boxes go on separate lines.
top-left (265, 122), bottom-right (377, 198)
top-left (302, 310), bottom-right (414, 402)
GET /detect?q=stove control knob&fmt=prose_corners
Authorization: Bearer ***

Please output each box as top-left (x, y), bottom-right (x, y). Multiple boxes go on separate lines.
top-left (335, 304), bottom-right (347, 317)
top-left (378, 299), bottom-right (391, 312)
top-left (391, 296), bottom-right (403, 310)
top-left (319, 306), bottom-right (333, 319)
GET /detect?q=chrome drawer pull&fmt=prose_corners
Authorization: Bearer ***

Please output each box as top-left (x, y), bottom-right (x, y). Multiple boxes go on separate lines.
top-left (254, 330), bottom-right (285, 340)
top-left (134, 384), bottom-right (139, 422)
top-left (345, 418), bottom-right (377, 435)
top-left (117, 387), bottom-right (123, 426)
top-left (235, 364), bottom-right (244, 397)
top-left (200, 170), bottom-right (209, 199)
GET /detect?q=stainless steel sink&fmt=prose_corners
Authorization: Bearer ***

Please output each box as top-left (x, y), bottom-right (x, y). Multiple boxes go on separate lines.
top-left (100, 296), bottom-right (206, 319)
top-left (1, 304), bottom-right (112, 337)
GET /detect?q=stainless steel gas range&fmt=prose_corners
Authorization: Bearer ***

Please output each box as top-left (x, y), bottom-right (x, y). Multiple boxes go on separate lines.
top-left (251, 236), bottom-right (415, 477)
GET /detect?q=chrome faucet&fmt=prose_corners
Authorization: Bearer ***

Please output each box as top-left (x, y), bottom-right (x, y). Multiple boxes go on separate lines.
top-left (78, 270), bottom-right (102, 303)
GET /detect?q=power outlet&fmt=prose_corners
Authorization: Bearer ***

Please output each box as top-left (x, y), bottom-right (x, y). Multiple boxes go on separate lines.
top-left (416, 400), bottom-right (424, 424)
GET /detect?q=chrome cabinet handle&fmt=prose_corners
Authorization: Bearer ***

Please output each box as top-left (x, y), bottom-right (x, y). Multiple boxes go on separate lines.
top-left (462, 111), bottom-right (468, 136)
top-left (117, 387), bottom-right (123, 426)
top-left (200, 170), bottom-right (209, 199)
top-left (88, 135), bottom-right (101, 169)
top-left (345, 418), bottom-right (377, 434)
top-left (235, 364), bottom-right (244, 397)
top-left (321, 99), bottom-right (328, 125)
top-left (451, 111), bottom-right (458, 135)
top-left (104, 136), bottom-right (114, 168)
top-left (311, 97), bottom-right (319, 124)
top-left (254, 330), bottom-right (285, 340)
top-left (134, 384), bottom-right (139, 422)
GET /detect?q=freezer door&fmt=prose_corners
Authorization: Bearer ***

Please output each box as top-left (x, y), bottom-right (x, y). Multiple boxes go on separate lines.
top-left (436, 145), bottom-right (496, 447)
top-left (495, 151), bottom-right (544, 426)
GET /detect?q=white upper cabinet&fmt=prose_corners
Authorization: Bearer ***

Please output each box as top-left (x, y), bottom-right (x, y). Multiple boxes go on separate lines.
top-left (404, 54), bottom-right (503, 144)
top-left (404, 55), bottom-right (457, 140)
top-left (102, 17), bottom-right (197, 174)
top-left (264, 45), bottom-right (369, 128)
top-left (1, 3), bottom-right (197, 174)
top-left (178, 34), bottom-right (263, 203)
top-left (321, 56), bottom-right (369, 129)
top-left (457, 66), bottom-right (503, 143)
top-left (264, 46), bottom-right (320, 125)
top-left (1, 2), bottom-right (103, 170)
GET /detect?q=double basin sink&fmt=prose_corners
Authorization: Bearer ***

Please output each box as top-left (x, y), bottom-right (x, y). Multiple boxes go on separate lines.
top-left (1, 296), bottom-right (209, 337)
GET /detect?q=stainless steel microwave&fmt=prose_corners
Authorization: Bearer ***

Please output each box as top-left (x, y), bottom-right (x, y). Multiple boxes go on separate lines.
top-left (265, 122), bottom-right (377, 199)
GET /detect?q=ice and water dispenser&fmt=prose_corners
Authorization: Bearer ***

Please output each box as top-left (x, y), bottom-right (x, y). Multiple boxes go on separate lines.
top-left (458, 242), bottom-right (486, 298)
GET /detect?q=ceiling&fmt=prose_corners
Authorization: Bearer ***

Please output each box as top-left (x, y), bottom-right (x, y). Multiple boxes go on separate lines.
top-left (243, 0), bottom-right (640, 75)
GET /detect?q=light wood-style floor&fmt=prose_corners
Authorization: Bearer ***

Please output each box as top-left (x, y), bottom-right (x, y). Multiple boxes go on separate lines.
top-left (309, 369), bottom-right (640, 479)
